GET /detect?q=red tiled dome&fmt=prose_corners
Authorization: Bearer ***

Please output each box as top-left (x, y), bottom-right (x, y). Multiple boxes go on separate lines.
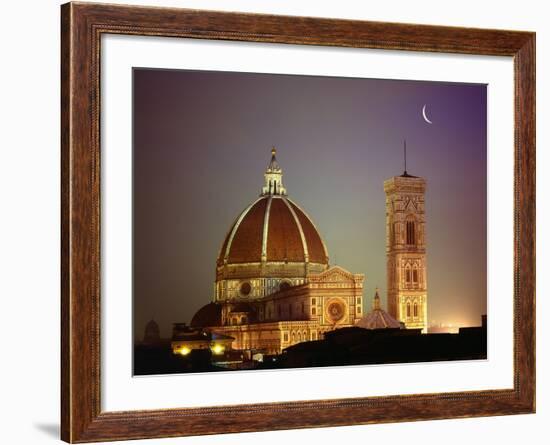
top-left (217, 195), bottom-right (328, 266)
top-left (355, 309), bottom-right (402, 329)
top-left (356, 290), bottom-right (404, 330)
top-left (190, 303), bottom-right (222, 327)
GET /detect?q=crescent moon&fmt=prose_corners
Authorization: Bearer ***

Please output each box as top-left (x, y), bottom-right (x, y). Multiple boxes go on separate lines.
top-left (422, 104), bottom-right (433, 124)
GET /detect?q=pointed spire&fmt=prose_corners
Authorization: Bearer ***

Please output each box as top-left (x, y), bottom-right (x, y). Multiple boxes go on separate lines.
top-left (268, 146), bottom-right (280, 171)
top-left (403, 139), bottom-right (407, 175)
top-left (373, 287), bottom-right (381, 310)
top-left (261, 146), bottom-right (287, 196)
top-left (400, 139), bottom-right (417, 178)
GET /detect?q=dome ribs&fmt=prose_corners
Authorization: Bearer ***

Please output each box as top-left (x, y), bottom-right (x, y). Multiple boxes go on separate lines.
top-left (226, 198), bottom-right (267, 263)
top-left (217, 220), bottom-right (235, 265)
top-left (218, 195), bottom-right (329, 267)
top-left (287, 200), bottom-right (328, 264)
top-left (266, 197), bottom-right (305, 262)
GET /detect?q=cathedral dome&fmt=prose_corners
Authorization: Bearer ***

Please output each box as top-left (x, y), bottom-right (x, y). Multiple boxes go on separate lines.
top-left (216, 147), bottom-right (328, 269)
top-left (214, 148), bottom-right (330, 302)
top-left (217, 195), bottom-right (328, 266)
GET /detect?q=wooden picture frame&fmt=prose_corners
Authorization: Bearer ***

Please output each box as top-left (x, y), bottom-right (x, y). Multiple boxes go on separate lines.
top-left (61, 2), bottom-right (535, 442)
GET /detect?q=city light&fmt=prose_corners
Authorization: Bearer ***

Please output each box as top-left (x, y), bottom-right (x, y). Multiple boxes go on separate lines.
top-left (211, 344), bottom-right (225, 355)
top-left (178, 346), bottom-right (191, 356)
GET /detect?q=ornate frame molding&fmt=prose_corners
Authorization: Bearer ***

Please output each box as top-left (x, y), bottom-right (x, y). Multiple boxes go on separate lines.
top-left (61, 2), bottom-right (535, 442)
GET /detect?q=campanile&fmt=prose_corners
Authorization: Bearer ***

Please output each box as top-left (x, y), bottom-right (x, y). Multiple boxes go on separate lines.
top-left (384, 146), bottom-right (428, 332)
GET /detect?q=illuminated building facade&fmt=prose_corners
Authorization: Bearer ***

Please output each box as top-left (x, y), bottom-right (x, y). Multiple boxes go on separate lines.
top-left (384, 159), bottom-right (428, 332)
top-left (170, 323), bottom-right (234, 356)
top-left (191, 149), bottom-right (364, 354)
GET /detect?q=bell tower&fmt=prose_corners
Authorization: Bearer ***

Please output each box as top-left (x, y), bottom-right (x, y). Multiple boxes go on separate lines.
top-left (384, 141), bottom-right (428, 332)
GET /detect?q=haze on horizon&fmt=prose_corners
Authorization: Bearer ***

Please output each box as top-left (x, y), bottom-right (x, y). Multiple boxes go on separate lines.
top-left (133, 68), bottom-right (487, 340)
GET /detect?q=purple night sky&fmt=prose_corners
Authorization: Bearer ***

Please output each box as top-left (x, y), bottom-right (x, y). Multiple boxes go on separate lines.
top-left (133, 68), bottom-right (487, 340)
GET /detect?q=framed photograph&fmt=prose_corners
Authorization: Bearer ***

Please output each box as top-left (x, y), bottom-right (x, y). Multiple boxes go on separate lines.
top-left (61, 2), bottom-right (535, 442)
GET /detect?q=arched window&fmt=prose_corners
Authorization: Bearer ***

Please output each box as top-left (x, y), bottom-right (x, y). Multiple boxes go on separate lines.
top-left (406, 267), bottom-right (412, 283)
top-left (279, 281), bottom-right (291, 291)
top-left (413, 302), bottom-right (418, 318)
top-left (413, 267), bottom-right (419, 283)
top-left (297, 332), bottom-right (302, 342)
top-left (406, 302), bottom-right (411, 318)
top-left (406, 219), bottom-right (416, 245)
top-left (291, 332), bottom-right (295, 343)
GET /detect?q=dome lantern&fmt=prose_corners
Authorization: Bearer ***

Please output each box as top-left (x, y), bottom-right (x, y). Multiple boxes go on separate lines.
top-left (261, 146), bottom-right (287, 196)
top-left (373, 287), bottom-right (381, 310)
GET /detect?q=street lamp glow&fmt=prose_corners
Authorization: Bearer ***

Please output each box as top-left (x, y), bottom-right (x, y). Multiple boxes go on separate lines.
top-left (211, 344), bottom-right (225, 355)
top-left (179, 346), bottom-right (191, 356)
